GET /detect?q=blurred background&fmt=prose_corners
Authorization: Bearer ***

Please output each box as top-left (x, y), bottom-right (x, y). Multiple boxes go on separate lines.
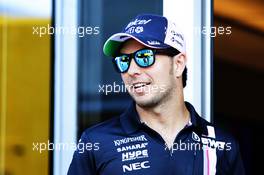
top-left (0, 0), bottom-right (51, 175)
top-left (214, 0), bottom-right (264, 174)
top-left (0, 0), bottom-right (263, 175)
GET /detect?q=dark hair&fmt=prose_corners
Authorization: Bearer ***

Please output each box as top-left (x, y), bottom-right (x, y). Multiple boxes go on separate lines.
top-left (157, 47), bottom-right (187, 88)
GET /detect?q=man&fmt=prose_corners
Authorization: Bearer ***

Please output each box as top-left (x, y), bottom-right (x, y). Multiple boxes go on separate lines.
top-left (68, 14), bottom-right (245, 175)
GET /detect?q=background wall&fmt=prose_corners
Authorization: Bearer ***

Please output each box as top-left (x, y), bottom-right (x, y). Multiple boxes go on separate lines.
top-left (0, 17), bottom-right (50, 175)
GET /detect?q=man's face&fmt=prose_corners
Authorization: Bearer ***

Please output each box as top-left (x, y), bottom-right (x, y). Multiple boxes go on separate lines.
top-left (120, 39), bottom-right (178, 108)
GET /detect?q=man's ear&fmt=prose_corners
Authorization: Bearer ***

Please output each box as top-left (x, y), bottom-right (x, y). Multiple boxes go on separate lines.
top-left (173, 53), bottom-right (187, 77)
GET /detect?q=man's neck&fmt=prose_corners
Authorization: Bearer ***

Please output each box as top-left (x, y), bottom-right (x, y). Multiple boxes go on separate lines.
top-left (135, 93), bottom-right (190, 149)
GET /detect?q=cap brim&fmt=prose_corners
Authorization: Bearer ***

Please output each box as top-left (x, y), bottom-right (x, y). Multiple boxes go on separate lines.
top-left (103, 33), bottom-right (170, 57)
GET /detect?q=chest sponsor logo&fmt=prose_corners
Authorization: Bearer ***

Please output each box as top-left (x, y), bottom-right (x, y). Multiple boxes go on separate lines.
top-left (192, 132), bottom-right (229, 150)
top-left (122, 161), bottom-right (150, 173)
top-left (192, 132), bottom-right (200, 142)
top-left (114, 135), bottom-right (151, 171)
top-left (113, 135), bottom-right (147, 147)
top-left (117, 142), bottom-right (148, 152)
top-left (122, 149), bottom-right (148, 162)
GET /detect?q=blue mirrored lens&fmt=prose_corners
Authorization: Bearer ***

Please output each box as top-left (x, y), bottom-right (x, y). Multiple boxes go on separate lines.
top-left (114, 55), bottom-right (130, 73)
top-left (135, 49), bottom-right (154, 67)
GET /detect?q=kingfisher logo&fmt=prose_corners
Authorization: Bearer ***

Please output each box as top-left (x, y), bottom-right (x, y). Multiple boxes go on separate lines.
top-left (113, 135), bottom-right (147, 147)
top-left (122, 161), bottom-right (150, 172)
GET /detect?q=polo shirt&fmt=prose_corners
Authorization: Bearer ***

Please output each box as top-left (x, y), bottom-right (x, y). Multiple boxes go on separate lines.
top-left (68, 102), bottom-right (245, 175)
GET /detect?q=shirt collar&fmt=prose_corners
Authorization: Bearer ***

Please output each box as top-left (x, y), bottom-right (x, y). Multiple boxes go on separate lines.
top-left (120, 101), bottom-right (208, 135)
top-left (185, 101), bottom-right (208, 136)
top-left (120, 101), bottom-right (142, 134)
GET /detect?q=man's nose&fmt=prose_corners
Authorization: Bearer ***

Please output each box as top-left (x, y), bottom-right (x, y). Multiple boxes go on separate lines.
top-left (127, 59), bottom-right (142, 76)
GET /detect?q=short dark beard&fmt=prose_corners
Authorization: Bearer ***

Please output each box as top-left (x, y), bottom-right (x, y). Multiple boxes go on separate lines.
top-left (135, 86), bottom-right (174, 108)
top-left (134, 63), bottom-right (176, 108)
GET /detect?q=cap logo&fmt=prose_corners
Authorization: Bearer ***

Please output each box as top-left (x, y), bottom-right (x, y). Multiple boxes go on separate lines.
top-left (171, 38), bottom-right (183, 47)
top-left (147, 40), bottom-right (160, 45)
top-left (125, 18), bottom-right (152, 29)
top-left (135, 26), bottom-right (144, 33)
top-left (126, 26), bottom-right (144, 34)
top-left (171, 30), bottom-right (183, 47)
top-left (171, 30), bottom-right (184, 41)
